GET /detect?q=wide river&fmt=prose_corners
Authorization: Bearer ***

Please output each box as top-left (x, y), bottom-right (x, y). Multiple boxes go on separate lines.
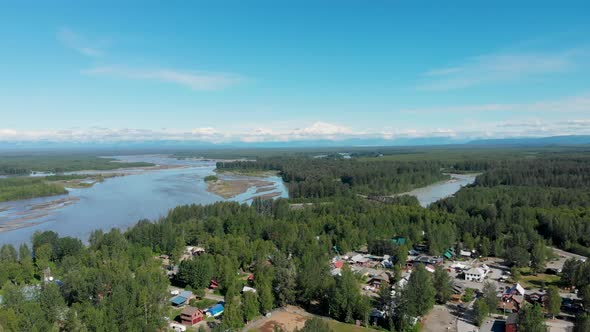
top-left (0, 157), bottom-right (476, 246)
top-left (399, 173), bottom-right (478, 207)
top-left (0, 155), bottom-right (288, 246)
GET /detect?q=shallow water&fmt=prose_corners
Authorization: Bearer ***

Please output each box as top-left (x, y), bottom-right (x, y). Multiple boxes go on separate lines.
top-left (0, 155), bottom-right (288, 246)
top-left (400, 173), bottom-right (477, 207)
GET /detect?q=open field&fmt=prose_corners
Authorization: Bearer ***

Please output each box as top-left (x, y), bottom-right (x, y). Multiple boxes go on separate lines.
top-left (245, 306), bottom-right (379, 332)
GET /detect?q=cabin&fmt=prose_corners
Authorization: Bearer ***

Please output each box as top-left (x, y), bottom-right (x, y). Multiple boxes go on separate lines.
top-left (180, 306), bottom-right (204, 325)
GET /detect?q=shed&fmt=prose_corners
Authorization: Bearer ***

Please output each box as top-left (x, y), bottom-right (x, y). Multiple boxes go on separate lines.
top-left (207, 303), bottom-right (225, 317)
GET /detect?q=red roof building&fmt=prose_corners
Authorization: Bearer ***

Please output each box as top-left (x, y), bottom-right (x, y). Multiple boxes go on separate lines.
top-left (181, 306), bottom-right (204, 325)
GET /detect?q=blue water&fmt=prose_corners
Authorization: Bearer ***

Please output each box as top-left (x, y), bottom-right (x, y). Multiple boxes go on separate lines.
top-left (399, 173), bottom-right (478, 207)
top-left (0, 155), bottom-right (288, 246)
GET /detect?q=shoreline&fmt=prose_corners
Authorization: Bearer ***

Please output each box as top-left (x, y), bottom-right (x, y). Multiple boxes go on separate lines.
top-left (207, 178), bottom-right (275, 199)
top-left (0, 196), bottom-right (80, 233)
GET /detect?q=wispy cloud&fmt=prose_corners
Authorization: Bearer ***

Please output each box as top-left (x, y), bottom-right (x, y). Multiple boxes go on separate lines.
top-left (419, 49), bottom-right (585, 90)
top-left (82, 65), bottom-right (242, 91)
top-left (57, 27), bottom-right (106, 57)
top-left (401, 94), bottom-right (590, 114)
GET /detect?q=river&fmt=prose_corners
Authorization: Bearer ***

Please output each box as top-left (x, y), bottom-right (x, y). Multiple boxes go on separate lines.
top-left (399, 173), bottom-right (478, 207)
top-left (0, 155), bottom-right (288, 246)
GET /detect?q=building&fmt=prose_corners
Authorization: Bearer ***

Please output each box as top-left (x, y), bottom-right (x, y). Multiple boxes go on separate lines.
top-left (505, 313), bottom-right (518, 332)
top-left (464, 267), bottom-right (486, 282)
top-left (391, 236), bottom-right (407, 246)
top-left (180, 306), bottom-right (204, 325)
top-left (500, 284), bottom-right (526, 313)
top-left (206, 303), bottom-right (225, 317)
top-left (412, 255), bottom-right (443, 266)
top-left (170, 290), bottom-right (193, 307)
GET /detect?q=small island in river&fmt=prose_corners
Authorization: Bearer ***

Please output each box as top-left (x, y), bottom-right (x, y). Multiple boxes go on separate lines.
top-left (206, 177), bottom-right (275, 199)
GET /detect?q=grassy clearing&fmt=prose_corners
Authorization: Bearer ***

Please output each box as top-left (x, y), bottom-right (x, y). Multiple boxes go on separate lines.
top-left (518, 273), bottom-right (561, 289)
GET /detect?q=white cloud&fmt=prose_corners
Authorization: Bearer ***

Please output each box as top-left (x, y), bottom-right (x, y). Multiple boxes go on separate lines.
top-left (2, 118), bottom-right (589, 145)
top-left (419, 49), bottom-right (585, 90)
top-left (82, 66), bottom-right (242, 91)
top-left (57, 27), bottom-right (105, 57)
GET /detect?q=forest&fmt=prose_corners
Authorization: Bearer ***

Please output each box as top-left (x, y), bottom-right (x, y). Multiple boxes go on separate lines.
top-left (1, 147), bottom-right (590, 331)
top-left (0, 154), bottom-right (153, 176)
top-left (216, 157), bottom-right (449, 198)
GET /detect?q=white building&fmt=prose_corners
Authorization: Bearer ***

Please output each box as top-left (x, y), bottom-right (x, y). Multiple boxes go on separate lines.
top-left (464, 267), bottom-right (486, 282)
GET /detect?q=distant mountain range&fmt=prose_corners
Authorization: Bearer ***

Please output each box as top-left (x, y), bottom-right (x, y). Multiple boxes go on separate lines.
top-left (1, 135), bottom-right (590, 152)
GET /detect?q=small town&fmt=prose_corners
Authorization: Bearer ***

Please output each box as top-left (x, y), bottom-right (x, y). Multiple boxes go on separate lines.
top-left (158, 239), bottom-right (587, 332)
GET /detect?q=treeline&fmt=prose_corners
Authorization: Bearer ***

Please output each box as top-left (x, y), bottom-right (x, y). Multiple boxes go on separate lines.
top-left (433, 159), bottom-right (590, 257)
top-left (0, 155), bottom-right (153, 176)
top-left (475, 158), bottom-right (590, 188)
top-left (0, 230), bottom-right (168, 331)
top-left (217, 158), bottom-right (449, 198)
top-left (0, 177), bottom-right (68, 202)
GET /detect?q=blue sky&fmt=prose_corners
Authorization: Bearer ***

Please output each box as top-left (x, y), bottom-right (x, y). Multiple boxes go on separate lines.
top-left (1, 0), bottom-right (590, 143)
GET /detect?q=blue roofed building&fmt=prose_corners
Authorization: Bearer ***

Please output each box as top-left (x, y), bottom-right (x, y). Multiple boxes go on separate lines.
top-left (206, 303), bottom-right (225, 317)
top-left (170, 290), bottom-right (193, 307)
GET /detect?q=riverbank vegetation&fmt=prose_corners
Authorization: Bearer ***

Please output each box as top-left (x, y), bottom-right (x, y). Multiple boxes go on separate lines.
top-left (0, 154), bottom-right (153, 176)
top-left (0, 177), bottom-right (68, 202)
top-left (217, 158), bottom-right (450, 198)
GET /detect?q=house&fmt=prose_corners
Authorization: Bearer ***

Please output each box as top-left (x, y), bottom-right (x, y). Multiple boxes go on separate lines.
top-left (206, 303), bottom-right (225, 317)
top-left (464, 267), bottom-right (486, 282)
top-left (170, 290), bottom-right (193, 307)
top-left (425, 265), bottom-right (436, 273)
top-left (500, 284), bottom-right (526, 313)
top-left (444, 248), bottom-right (456, 260)
top-left (334, 260), bottom-right (344, 269)
top-left (351, 254), bottom-right (370, 264)
top-left (412, 255), bottom-right (443, 266)
top-left (180, 306), bottom-right (204, 325)
top-left (526, 291), bottom-right (547, 306)
top-left (368, 274), bottom-right (388, 288)
top-left (505, 313), bottom-right (518, 332)
top-left (331, 268), bottom-right (342, 276)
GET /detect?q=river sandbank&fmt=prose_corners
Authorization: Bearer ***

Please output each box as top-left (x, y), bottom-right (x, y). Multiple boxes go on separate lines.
top-left (207, 178), bottom-right (275, 199)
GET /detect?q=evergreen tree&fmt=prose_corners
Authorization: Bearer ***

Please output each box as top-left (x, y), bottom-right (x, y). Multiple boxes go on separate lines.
top-left (296, 317), bottom-right (333, 332)
top-left (482, 281), bottom-right (498, 311)
top-left (546, 286), bottom-right (562, 319)
top-left (403, 264), bottom-right (435, 317)
top-left (243, 292), bottom-right (260, 322)
top-left (519, 304), bottom-right (547, 332)
top-left (433, 266), bottom-right (453, 304)
top-left (575, 313), bottom-right (590, 332)
top-left (474, 299), bottom-right (489, 327)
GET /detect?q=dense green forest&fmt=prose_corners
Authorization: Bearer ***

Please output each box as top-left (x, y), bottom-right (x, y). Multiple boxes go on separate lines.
top-left (217, 158), bottom-right (450, 198)
top-left (0, 177), bottom-right (68, 202)
top-left (0, 155), bottom-right (153, 176)
top-left (1, 147), bottom-right (590, 331)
